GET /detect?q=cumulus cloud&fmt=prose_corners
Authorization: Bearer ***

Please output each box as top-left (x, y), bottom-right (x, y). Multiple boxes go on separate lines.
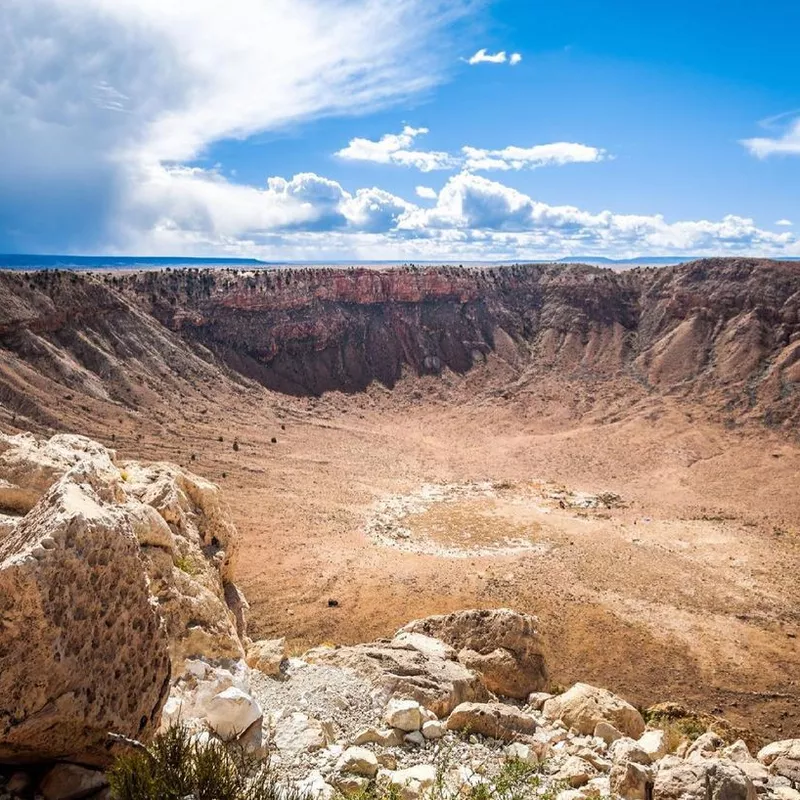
top-left (0, 0), bottom-right (472, 251)
top-left (394, 172), bottom-right (797, 257)
top-left (466, 48), bottom-right (521, 65)
top-left (341, 188), bottom-right (415, 233)
top-left (415, 186), bottom-right (439, 199)
top-left (741, 113), bottom-right (800, 158)
top-left (462, 142), bottom-right (607, 171)
top-left (776, 219), bottom-right (793, 226)
top-left (335, 127), bottom-right (457, 172)
top-left (337, 131), bottom-right (606, 173)
top-left (119, 165), bottom-right (413, 247)
top-left (116, 167), bottom-right (799, 261)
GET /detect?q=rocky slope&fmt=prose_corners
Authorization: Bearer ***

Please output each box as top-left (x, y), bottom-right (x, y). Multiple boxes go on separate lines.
top-left (0, 259), bottom-right (798, 428)
top-left (0, 434), bottom-right (798, 800)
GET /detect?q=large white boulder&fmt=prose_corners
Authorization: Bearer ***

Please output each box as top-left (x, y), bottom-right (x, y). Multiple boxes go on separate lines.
top-left (204, 687), bottom-right (262, 741)
top-left (273, 712), bottom-right (329, 754)
top-left (385, 764), bottom-right (437, 800)
top-left (0, 432), bottom-right (250, 765)
top-left (609, 737), bottom-right (652, 766)
top-left (305, 636), bottom-right (489, 718)
top-left (384, 698), bottom-right (424, 732)
top-left (638, 729), bottom-right (668, 761)
top-left (757, 739), bottom-right (800, 765)
top-left (542, 683), bottom-right (645, 738)
top-left (0, 464), bottom-right (171, 765)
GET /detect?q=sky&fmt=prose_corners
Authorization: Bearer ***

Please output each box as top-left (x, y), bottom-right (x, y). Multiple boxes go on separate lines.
top-left (2, 0), bottom-right (800, 261)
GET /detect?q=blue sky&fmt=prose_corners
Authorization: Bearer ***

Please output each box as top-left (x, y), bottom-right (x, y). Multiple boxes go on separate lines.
top-left (2, 0), bottom-right (799, 260)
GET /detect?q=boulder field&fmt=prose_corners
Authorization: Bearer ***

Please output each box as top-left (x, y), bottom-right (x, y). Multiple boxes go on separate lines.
top-left (0, 433), bottom-right (797, 799)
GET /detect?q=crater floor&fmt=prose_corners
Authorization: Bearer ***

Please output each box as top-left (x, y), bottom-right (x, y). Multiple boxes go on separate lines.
top-left (99, 367), bottom-right (800, 745)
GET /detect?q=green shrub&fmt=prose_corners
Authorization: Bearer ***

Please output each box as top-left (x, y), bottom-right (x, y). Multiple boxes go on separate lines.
top-left (174, 555), bottom-right (198, 575)
top-left (345, 756), bottom-right (555, 800)
top-left (108, 725), bottom-right (293, 800)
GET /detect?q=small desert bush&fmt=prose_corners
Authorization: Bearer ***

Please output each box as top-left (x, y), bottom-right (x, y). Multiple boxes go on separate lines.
top-left (108, 725), bottom-right (294, 800)
top-left (459, 758), bottom-right (556, 800)
top-left (643, 706), bottom-right (709, 750)
top-left (347, 756), bottom-right (555, 800)
top-left (174, 554), bottom-right (198, 575)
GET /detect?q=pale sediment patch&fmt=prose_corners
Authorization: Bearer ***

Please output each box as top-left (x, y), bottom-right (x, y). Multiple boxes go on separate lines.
top-left (365, 481), bottom-right (623, 558)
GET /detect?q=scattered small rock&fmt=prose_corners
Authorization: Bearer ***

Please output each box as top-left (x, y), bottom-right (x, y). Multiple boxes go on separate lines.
top-left (384, 699), bottom-right (424, 732)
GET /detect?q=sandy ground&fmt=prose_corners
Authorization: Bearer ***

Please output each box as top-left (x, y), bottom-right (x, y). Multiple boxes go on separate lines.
top-left (64, 361), bottom-right (799, 745)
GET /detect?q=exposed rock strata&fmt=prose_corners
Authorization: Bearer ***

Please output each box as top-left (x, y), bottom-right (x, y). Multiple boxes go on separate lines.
top-left (0, 259), bottom-right (798, 426)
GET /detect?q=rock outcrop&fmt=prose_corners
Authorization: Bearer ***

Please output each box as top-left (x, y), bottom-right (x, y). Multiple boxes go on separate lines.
top-left (305, 633), bottom-right (490, 717)
top-left (653, 756), bottom-right (756, 800)
top-left (401, 608), bottom-right (548, 699)
top-left (542, 683), bottom-right (646, 738)
top-left (446, 702), bottom-right (538, 741)
top-left (0, 462), bottom-right (171, 765)
top-left (0, 433), bottom-right (247, 765)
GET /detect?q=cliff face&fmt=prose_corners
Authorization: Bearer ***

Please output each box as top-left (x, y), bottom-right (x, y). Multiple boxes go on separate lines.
top-left (126, 264), bottom-right (642, 395)
top-left (0, 259), bottom-right (797, 427)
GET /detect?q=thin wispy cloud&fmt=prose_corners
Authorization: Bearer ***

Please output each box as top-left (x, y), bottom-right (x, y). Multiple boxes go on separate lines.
top-left (467, 48), bottom-right (521, 65)
top-left (92, 81), bottom-right (130, 113)
top-left (741, 113), bottom-right (800, 157)
top-left (776, 219), bottom-right (793, 226)
top-left (462, 142), bottom-right (606, 171)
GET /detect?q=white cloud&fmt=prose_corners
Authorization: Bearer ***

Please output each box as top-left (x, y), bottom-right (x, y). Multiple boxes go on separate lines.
top-left (338, 131), bottom-right (607, 173)
top-left (462, 142), bottom-right (606, 171)
top-left (92, 164), bottom-right (800, 260)
top-left (776, 219), bottom-right (793, 226)
top-left (509, 53), bottom-right (522, 65)
top-left (335, 127), bottom-right (457, 172)
top-left (340, 187), bottom-right (415, 233)
top-left (394, 172), bottom-right (798, 257)
top-left (467, 49), bottom-right (508, 65)
top-left (1, 3), bottom-right (795, 262)
top-left (118, 165), bottom-right (415, 247)
top-left (0, 0), bottom-right (471, 250)
top-left (415, 186), bottom-right (438, 199)
top-left (741, 115), bottom-right (800, 158)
